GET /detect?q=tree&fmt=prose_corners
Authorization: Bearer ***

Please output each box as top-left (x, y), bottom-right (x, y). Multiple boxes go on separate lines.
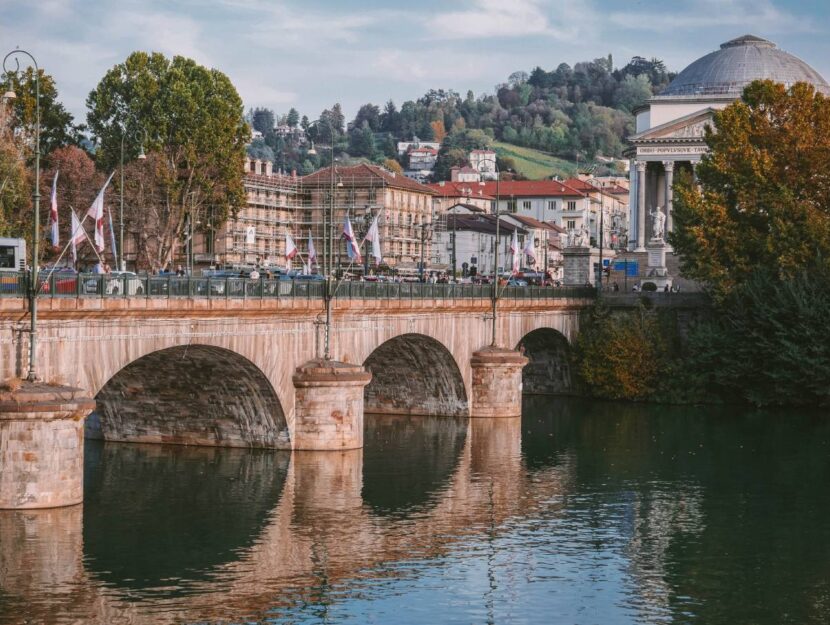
top-left (86, 51), bottom-right (248, 270)
top-left (352, 103), bottom-right (381, 132)
top-left (671, 80), bottom-right (830, 295)
top-left (430, 119), bottom-right (447, 143)
top-left (40, 145), bottom-right (104, 252)
top-left (383, 158), bottom-right (403, 174)
top-left (246, 138), bottom-right (275, 162)
top-left (286, 107), bottom-right (300, 128)
top-left (0, 67), bottom-right (84, 156)
top-left (0, 104), bottom-right (28, 237)
top-left (251, 107), bottom-right (275, 134)
top-left (348, 122), bottom-right (375, 158)
top-left (574, 303), bottom-right (665, 400)
top-left (614, 74), bottom-right (652, 113)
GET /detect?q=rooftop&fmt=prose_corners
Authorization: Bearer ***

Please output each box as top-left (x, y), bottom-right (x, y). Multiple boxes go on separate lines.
top-left (302, 163), bottom-right (438, 195)
top-left (657, 34), bottom-right (830, 98)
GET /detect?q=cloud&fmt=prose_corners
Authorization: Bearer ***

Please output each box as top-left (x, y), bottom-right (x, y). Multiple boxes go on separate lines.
top-left (605, 0), bottom-right (811, 34)
top-left (426, 0), bottom-right (583, 41)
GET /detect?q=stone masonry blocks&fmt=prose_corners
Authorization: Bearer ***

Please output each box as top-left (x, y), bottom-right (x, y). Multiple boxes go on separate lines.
top-left (292, 360), bottom-right (372, 450)
top-left (470, 347), bottom-right (529, 418)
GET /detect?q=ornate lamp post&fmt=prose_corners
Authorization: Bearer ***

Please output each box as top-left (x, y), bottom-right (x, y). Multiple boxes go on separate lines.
top-left (475, 158), bottom-right (500, 347)
top-left (306, 120), bottom-right (336, 359)
top-left (119, 116), bottom-right (147, 271)
top-left (3, 48), bottom-right (41, 381)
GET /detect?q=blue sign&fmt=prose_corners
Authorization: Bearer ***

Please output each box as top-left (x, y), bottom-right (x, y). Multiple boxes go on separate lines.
top-left (613, 260), bottom-right (639, 276)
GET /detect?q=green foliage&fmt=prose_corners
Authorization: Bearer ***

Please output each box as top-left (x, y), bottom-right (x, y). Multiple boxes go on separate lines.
top-left (574, 303), bottom-right (665, 400)
top-left (251, 107), bottom-right (274, 134)
top-left (685, 268), bottom-right (830, 407)
top-left (432, 128), bottom-right (492, 181)
top-left (86, 51), bottom-right (248, 268)
top-left (671, 80), bottom-right (830, 296)
top-left (348, 122), bottom-right (376, 158)
top-left (0, 67), bottom-right (84, 156)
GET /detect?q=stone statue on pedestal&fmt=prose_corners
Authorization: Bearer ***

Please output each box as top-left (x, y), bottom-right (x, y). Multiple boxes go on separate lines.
top-left (650, 207), bottom-right (666, 241)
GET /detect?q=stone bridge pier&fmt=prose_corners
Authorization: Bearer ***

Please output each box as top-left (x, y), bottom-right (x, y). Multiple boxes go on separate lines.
top-left (0, 296), bottom-right (587, 508)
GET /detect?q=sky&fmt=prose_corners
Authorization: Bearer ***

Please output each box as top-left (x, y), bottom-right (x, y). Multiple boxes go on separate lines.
top-left (2, 0), bottom-right (830, 127)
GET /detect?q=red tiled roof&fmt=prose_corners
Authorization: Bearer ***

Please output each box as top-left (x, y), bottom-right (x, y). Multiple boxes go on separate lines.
top-left (507, 215), bottom-right (565, 232)
top-left (477, 180), bottom-right (584, 198)
top-left (409, 147), bottom-right (438, 155)
top-left (426, 181), bottom-right (496, 200)
top-left (301, 163), bottom-right (438, 195)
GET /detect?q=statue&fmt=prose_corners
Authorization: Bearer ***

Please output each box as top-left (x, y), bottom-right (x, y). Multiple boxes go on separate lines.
top-left (566, 228), bottom-right (576, 248)
top-left (650, 207), bottom-right (666, 241)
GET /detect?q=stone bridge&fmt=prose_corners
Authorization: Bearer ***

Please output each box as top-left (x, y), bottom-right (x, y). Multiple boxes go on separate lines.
top-left (0, 292), bottom-right (591, 508)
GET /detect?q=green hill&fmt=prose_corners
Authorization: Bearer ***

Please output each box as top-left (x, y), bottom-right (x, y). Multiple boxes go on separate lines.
top-left (493, 142), bottom-right (577, 180)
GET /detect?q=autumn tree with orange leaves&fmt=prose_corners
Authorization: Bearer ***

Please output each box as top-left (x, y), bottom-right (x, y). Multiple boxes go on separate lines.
top-left (671, 80), bottom-right (830, 296)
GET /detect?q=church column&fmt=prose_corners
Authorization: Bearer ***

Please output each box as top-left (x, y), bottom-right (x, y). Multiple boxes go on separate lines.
top-left (663, 160), bottom-right (675, 238)
top-left (635, 161), bottom-right (646, 251)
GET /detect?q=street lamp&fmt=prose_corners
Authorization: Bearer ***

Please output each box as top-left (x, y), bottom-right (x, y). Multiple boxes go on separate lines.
top-left (474, 158), bottom-right (500, 347)
top-left (3, 48), bottom-right (41, 381)
top-left (306, 120), bottom-right (336, 360)
top-left (119, 114), bottom-right (148, 271)
top-left (585, 173), bottom-right (606, 290)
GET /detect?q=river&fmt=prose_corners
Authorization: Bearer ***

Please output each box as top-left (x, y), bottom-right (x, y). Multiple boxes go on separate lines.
top-left (1, 397), bottom-right (828, 624)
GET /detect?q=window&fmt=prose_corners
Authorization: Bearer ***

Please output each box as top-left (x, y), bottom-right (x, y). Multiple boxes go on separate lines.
top-left (507, 199), bottom-right (517, 213)
top-left (566, 200), bottom-right (577, 211)
top-left (548, 200), bottom-right (556, 212)
top-left (567, 220), bottom-right (576, 230)
top-left (522, 200), bottom-right (531, 211)
top-left (368, 189), bottom-right (377, 204)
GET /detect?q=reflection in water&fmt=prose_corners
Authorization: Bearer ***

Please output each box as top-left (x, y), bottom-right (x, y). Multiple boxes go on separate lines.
top-left (362, 414), bottom-right (467, 515)
top-left (83, 441), bottom-right (289, 595)
top-left (3, 399), bottom-right (830, 624)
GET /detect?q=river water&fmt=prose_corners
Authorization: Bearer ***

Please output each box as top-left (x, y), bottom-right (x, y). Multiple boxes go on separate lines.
top-left (1, 397), bottom-right (829, 624)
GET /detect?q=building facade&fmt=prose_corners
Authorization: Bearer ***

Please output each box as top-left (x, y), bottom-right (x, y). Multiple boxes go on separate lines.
top-left (625, 35), bottom-right (830, 250)
top-left (300, 163), bottom-right (437, 274)
top-left (205, 158), bottom-right (301, 267)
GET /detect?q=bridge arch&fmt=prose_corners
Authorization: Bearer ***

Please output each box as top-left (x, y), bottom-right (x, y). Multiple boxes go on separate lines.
top-left (90, 344), bottom-right (290, 448)
top-left (362, 333), bottom-right (468, 417)
top-left (517, 328), bottom-right (573, 395)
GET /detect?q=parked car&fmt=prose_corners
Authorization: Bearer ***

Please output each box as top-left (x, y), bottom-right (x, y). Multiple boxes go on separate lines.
top-left (507, 278), bottom-right (528, 287)
top-left (102, 271), bottom-right (145, 295)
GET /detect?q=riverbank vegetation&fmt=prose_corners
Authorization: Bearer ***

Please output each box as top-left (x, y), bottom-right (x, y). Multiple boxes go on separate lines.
top-left (576, 80), bottom-right (830, 407)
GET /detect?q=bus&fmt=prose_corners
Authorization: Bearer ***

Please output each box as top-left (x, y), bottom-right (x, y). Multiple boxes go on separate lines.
top-left (0, 238), bottom-right (26, 294)
top-left (0, 238), bottom-right (26, 272)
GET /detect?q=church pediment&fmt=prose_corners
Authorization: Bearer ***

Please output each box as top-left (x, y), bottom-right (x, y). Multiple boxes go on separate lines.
top-left (630, 108), bottom-right (717, 142)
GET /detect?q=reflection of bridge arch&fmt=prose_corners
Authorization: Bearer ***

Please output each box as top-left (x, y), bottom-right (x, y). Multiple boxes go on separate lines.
top-left (0, 417), bottom-right (575, 624)
top-left (363, 334), bottom-right (468, 417)
top-left (362, 415), bottom-right (467, 515)
top-left (517, 328), bottom-right (573, 395)
top-left (83, 442), bottom-right (289, 593)
top-left (92, 345), bottom-right (290, 448)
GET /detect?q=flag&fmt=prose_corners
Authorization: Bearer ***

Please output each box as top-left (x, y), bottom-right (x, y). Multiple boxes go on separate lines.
top-left (86, 171), bottom-right (115, 252)
top-left (49, 171), bottom-right (59, 247)
top-left (307, 230), bottom-right (317, 267)
top-left (285, 232), bottom-right (298, 269)
top-left (510, 229), bottom-right (520, 275)
top-left (70, 210), bottom-right (84, 265)
top-left (523, 233), bottom-right (536, 266)
top-left (108, 207), bottom-right (118, 270)
top-left (363, 214), bottom-right (382, 266)
top-left (343, 216), bottom-right (362, 264)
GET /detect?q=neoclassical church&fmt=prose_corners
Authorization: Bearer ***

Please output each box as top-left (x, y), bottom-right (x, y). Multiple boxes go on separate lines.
top-left (626, 35), bottom-right (830, 251)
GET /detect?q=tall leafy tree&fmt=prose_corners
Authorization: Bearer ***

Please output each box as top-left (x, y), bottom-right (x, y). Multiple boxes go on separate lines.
top-left (286, 107), bottom-right (300, 128)
top-left (0, 67), bottom-right (84, 157)
top-left (86, 51), bottom-right (248, 270)
top-left (671, 80), bottom-right (830, 295)
top-left (251, 107), bottom-right (275, 134)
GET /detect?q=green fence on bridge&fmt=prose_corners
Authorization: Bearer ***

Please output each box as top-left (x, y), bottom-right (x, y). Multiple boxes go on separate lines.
top-left (0, 272), bottom-right (596, 301)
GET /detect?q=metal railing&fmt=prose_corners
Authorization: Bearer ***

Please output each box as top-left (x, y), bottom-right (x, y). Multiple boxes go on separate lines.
top-left (0, 272), bottom-right (595, 301)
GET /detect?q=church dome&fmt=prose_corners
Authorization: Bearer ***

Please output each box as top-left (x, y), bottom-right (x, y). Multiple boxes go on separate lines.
top-left (658, 35), bottom-right (830, 97)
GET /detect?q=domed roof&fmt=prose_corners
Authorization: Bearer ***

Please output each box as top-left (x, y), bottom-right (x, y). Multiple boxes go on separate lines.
top-left (658, 35), bottom-right (830, 97)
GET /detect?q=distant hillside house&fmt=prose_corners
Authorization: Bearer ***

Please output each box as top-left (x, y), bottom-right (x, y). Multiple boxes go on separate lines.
top-left (469, 149), bottom-right (497, 180)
